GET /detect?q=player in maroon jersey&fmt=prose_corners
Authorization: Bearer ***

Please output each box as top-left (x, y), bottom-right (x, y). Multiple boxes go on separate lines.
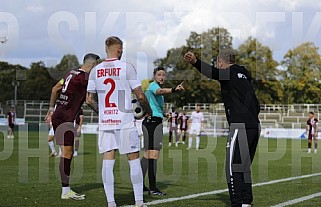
top-left (45, 53), bottom-right (99, 200)
top-left (168, 107), bottom-right (179, 147)
top-left (306, 112), bottom-right (318, 153)
top-left (73, 108), bottom-right (83, 157)
top-left (178, 110), bottom-right (189, 145)
top-left (7, 107), bottom-right (15, 139)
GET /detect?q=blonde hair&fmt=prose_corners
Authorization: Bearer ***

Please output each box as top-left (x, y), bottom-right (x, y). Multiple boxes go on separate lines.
top-left (105, 36), bottom-right (123, 48)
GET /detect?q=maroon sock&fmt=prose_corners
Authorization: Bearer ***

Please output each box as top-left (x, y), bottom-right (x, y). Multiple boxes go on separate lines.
top-left (59, 157), bottom-right (72, 187)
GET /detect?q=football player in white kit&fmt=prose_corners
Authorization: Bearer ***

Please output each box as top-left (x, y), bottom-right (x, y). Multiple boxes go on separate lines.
top-left (48, 122), bottom-right (58, 157)
top-left (86, 36), bottom-right (152, 207)
top-left (47, 105), bottom-right (62, 157)
top-left (187, 106), bottom-right (204, 150)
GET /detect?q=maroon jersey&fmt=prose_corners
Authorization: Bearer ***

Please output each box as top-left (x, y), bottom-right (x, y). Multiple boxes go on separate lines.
top-left (52, 69), bottom-right (88, 122)
top-left (75, 109), bottom-right (84, 125)
top-left (168, 112), bottom-right (179, 128)
top-left (178, 114), bottom-right (189, 130)
top-left (307, 118), bottom-right (318, 135)
top-left (7, 111), bottom-right (15, 125)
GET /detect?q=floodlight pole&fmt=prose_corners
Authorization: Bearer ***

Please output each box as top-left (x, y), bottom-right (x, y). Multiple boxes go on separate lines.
top-left (12, 81), bottom-right (19, 107)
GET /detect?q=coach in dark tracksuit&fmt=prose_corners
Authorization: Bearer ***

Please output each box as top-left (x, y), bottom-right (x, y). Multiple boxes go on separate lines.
top-left (184, 49), bottom-right (260, 207)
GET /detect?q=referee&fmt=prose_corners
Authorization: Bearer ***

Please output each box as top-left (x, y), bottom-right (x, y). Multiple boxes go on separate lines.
top-left (141, 66), bottom-right (184, 196)
top-left (184, 49), bottom-right (260, 207)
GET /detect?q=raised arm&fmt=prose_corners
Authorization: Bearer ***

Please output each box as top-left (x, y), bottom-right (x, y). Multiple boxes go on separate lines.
top-left (132, 86), bottom-right (152, 117)
top-left (155, 81), bottom-right (184, 95)
top-left (184, 51), bottom-right (219, 80)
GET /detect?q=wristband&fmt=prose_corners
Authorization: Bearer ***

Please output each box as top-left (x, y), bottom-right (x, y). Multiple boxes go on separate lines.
top-left (171, 87), bottom-right (176, 93)
top-left (49, 107), bottom-right (54, 112)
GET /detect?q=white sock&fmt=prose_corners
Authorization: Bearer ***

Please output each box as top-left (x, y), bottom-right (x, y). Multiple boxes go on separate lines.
top-left (129, 158), bottom-right (144, 204)
top-left (108, 202), bottom-right (117, 207)
top-left (62, 186), bottom-right (71, 195)
top-left (196, 136), bottom-right (200, 149)
top-left (102, 160), bottom-right (115, 204)
top-left (58, 146), bottom-right (62, 155)
top-left (188, 137), bottom-right (192, 148)
top-left (48, 141), bottom-right (56, 153)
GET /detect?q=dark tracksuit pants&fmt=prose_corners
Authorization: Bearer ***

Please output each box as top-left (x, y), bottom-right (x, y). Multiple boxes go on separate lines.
top-left (225, 123), bottom-right (260, 207)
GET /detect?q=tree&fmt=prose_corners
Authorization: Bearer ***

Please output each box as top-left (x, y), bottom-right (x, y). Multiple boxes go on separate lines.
top-left (281, 42), bottom-right (321, 103)
top-left (141, 79), bottom-right (151, 91)
top-left (0, 54), bottom-right (81, 104)
top-left (0, 62), bottom-right (27, 102)
top-left (154, 27), bottom-right (233, 107)
top-left (19, 62), bottom-right (56, 100)
top-left (48, 54), bottom-right (80, 81)
top-left (237, 37), bottom-right (283, 104)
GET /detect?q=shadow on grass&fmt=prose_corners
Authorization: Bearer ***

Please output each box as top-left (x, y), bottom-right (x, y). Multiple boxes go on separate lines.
top-left (214, 193), bottom-right (231, 206)
top-left (74, 182), bottom-right (103, 193)
top-left (73, 182), bottom-right (139, 206)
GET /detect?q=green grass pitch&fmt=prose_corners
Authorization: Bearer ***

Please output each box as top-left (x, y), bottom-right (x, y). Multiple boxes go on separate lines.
top-left (1, 125), bottom-right (321, 206)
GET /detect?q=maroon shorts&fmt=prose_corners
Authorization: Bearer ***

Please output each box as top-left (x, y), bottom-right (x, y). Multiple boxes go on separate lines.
top-left (8, 123), bottom-right (14, 129)
top-left (308, 133), bottom-right (317, 140)
top-left (52, 119), bottom-right (76, 146)
top-left (180, 127), bottom-right (188, 131)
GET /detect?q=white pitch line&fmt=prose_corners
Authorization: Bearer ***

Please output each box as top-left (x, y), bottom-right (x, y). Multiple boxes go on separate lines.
top-left (271, 192), bottom-right (321, 207)
top-left (121, 172), bottom-right (321, 207)
top-left (146, 188), bottom-right (228, 205)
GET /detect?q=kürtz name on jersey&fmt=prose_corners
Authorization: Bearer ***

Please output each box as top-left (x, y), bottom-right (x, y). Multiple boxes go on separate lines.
top-left (97, 68), bottom-right (121, 78)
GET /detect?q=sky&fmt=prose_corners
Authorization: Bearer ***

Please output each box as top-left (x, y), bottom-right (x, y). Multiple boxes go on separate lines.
top-left (1, 0), bottom-right (321, 80)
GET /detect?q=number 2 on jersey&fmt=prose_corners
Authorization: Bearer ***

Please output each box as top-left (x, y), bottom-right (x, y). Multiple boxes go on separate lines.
top-left (104, 78), bottom-right (117, 107)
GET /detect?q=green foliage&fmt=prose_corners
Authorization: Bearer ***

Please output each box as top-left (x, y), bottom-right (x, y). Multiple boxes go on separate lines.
top-left (0, 54), bottom-right (80, 103)
top-left (154, 27), bottom-right (233, 107)
top-left (281, 42), bottom-right (321, 104)
top-left (0, 62), bottom-right (27, 101)
top-left (237, 37), bottom-right (283, 104)
top-left (49, 54), bottom-right (79, 81)
top-left (19, 62), bottom-right (57, 100)
top-left (141, 79), bottom-right (151, 91)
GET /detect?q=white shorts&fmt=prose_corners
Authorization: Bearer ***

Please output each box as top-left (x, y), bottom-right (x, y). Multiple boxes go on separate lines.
top-left (98, 127), bottom-right (140, 154)
top-left (135, 120), bottom-right (143, 136)
top-left (48, 126), bottom-right (54, 136)
top-left (189, 127), bottom-right (201, 136)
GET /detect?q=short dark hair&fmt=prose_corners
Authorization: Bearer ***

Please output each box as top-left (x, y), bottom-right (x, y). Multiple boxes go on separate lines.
top-left (309, 111), bottom-right (314, 115)
top-left (83, 53), bottom-right (100, 63)
top-left (153, 66), bottom-right (165, 76)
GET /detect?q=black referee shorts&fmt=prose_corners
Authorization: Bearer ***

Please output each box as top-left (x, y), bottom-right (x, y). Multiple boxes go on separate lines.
top-left (142, 116), bottom-right (163, 150)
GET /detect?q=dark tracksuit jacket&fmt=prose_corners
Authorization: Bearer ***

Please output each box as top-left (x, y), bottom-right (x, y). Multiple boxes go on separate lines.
top-left (193, 59), bottom-right (260, 207)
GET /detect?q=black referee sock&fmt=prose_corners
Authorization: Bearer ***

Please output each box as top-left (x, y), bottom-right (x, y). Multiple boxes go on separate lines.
top-left (148, 159), bottom-right (157, 191)
top-left (141, 157), bottom-right (148, 179)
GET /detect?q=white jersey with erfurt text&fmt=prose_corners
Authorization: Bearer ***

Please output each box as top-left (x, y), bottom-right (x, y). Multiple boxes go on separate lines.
top-left (190, 111), bottom-right (204, 130)
top-left (87, 58), bottom-right (141, 130)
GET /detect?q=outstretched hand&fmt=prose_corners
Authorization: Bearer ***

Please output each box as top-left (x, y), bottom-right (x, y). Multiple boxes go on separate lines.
top-left (175, 81), bottom-right (185, 91)
top-left (184, 51), bottom-right (197, 64)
